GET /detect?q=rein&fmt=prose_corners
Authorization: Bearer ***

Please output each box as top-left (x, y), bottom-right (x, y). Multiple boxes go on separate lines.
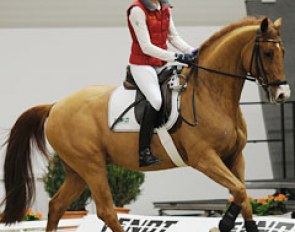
top-left (191, 36), bottom-right (288, 87)
top-left (192, 64), bottom-right (256, 82)
top-left (177, 65), bottom-right (199, 127)
top-left (178, 33), bottom-right (288, 127)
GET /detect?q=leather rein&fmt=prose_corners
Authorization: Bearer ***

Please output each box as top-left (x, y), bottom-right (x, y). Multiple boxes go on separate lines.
top-left (178, 33), bottom-right (288, 127)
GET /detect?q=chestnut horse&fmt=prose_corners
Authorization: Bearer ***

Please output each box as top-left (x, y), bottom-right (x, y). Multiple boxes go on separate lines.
top-left (1, 17), bottom-right (290, 232)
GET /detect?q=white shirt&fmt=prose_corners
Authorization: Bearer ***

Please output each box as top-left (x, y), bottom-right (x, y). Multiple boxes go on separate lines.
top-left (129, 4), bottom-right (195, 62)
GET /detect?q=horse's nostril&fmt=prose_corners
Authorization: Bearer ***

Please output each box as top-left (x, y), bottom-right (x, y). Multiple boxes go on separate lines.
top-left (277, 93), bottom-right (285, 101)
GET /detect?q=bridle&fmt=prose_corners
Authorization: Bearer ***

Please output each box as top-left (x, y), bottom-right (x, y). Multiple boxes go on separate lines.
top-left (247, 36), bottom-right (287, 87)
top-left (192, 31), bottom-right (287, 87)
top-left (178, 30), bottom-right (288, 127)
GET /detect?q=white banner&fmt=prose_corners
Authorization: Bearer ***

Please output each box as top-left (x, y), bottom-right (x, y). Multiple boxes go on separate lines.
top-left (0, 218), bottom-right (82, 231)
top-left (77, 214), bottom-right (295, 232)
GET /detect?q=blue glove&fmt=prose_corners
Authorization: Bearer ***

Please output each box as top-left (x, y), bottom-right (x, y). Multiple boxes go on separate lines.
top-left (192, 48), bottom-right (198, 56)
top-left (175, 53), bottom-right (194, 66)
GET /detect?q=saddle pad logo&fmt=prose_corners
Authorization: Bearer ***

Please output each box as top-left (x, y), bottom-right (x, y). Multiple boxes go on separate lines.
top-left (114, 117), bottom-right (129, 124)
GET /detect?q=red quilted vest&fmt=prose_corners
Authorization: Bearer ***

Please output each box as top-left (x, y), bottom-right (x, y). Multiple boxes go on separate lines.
top-left (127, 0), bottom-right (170, 66)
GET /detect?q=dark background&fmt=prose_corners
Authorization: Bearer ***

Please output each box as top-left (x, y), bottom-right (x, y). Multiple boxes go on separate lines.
top-left (245, 0), bottom-right (295, 182)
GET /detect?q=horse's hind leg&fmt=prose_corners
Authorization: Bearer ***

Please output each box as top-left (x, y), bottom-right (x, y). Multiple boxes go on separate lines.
top-left (82, 161), bottom-right (125, 232)
top-left (61, 148), bottom-right (124, 232)
top-left (46, 163), bottom-right (86, 232)
top-left (192, 150), bottom-right (250, 232)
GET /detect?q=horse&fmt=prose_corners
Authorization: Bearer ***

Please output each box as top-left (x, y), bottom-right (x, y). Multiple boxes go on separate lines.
top-left (1, 17), bottom-right (290, 232)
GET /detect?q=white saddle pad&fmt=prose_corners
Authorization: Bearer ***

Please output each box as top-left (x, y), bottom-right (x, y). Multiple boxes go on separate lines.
top-left (108, 76), bottom-right (181, 132)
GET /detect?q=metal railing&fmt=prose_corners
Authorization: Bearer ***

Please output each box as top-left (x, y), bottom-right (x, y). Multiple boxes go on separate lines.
top-left (241, 101), bottom-right (295, 180)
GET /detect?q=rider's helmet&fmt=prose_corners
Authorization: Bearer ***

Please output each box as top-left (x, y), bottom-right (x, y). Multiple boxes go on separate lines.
top-left (140, 0), bottom-right (171, 11)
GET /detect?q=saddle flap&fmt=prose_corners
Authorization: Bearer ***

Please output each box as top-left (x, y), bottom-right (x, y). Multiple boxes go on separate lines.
top-left (134, 66), bottom-right (179, 127)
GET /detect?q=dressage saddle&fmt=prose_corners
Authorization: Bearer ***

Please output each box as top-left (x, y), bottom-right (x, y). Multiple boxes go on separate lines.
top-left (123, 65), bottom-right (181, 127)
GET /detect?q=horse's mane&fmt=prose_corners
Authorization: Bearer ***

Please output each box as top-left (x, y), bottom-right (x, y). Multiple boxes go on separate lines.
top-left (199, 17), bottom-right (262, 52)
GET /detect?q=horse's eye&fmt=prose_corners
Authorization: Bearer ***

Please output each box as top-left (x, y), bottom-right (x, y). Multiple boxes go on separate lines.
top-left (264, 51), bottom-right (274, 59)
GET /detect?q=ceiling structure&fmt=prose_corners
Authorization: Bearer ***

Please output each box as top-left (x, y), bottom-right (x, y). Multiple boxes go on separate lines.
top-left (0, 0), bottom-right (246, 28)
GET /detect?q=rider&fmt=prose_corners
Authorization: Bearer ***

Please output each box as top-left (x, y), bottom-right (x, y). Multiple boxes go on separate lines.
top-left (127, 0), bottom-right (196, 167)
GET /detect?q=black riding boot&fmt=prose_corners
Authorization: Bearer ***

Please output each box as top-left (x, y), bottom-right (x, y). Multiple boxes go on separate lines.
top-left (139, 102), bottom-right (162, 167)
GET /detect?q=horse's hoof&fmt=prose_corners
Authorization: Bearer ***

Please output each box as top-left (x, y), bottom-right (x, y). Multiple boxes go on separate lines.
top-left (209, 227), bottom-right (220, 232)
top-left (245, 220), bottom-right (258, 232)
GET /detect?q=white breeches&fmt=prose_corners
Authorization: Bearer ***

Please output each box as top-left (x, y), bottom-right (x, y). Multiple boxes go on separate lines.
top-left (130, 64), bottom-right (163, 111)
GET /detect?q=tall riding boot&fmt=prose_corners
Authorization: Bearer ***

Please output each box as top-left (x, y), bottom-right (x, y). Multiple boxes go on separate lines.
top-left (139, 102), bottom-right (162, 167)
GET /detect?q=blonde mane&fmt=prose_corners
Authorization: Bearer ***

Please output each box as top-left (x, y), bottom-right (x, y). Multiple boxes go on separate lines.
top-left (199, 17), bottom-right (262, 53)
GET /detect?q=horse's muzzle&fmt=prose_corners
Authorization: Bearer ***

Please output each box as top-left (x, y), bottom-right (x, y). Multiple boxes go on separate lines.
top-left (273, 84), bottom-right (291, 103)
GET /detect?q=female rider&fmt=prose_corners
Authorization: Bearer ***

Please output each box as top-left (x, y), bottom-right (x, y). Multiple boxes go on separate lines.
top-left (127, 0), bottom-right (196, 167)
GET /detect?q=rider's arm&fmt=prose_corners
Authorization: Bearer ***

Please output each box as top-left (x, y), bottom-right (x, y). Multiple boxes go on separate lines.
top-left (168, 14), bottom-right (195, 54)
top-left (129, 6), bottom-right (176, 62)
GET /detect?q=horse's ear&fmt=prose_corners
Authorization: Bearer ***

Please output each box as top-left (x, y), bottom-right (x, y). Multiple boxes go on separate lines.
top-left (260, 17), bottom-right (269, 34)
top-left (274, 17), bottom-right (282, 31)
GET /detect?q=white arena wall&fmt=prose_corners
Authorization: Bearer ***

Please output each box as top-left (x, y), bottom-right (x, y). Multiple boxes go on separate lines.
top-left (0, 26), bottom-right (274, 217)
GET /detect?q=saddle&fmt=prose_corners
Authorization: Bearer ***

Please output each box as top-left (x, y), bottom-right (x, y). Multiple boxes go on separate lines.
top-left (108, 64), bottom-right (184, 131)
top-left (123, 65), bottom-right (183, 127)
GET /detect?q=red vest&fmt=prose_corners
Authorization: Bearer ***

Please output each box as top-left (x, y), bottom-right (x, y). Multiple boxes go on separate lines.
top-left (127, 0), bottom-right (170, 66)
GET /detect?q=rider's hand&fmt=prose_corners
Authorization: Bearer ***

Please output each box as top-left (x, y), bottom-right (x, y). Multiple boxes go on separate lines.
top-left (175, 53), bottom-right (194, 66)
top-left (192, 48), bottom-right (198, 56)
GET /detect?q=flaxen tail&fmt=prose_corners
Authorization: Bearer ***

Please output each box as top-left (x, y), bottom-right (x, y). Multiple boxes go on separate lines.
top-left (1, 104), bottom-right (53, 224)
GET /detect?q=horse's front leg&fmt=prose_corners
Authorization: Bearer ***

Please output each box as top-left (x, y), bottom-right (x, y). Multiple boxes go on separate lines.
top-left (229, 152), bottom-right (258, 232)
top-left (190, 149), bottom-right (257, 232)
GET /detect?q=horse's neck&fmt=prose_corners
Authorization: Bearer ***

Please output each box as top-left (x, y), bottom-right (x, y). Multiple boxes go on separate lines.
top-left (194, 27), bottom-right (257, 111)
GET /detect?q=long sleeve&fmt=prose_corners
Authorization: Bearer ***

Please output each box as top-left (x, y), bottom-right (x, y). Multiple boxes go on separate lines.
top-left (168, 14), bottom-right (195, 53)
top-left (129, 6), bottom-right (176, 62)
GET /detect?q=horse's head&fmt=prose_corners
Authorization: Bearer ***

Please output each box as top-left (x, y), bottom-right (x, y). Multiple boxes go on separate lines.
top-left (242, 17), bottom-right (290, 103)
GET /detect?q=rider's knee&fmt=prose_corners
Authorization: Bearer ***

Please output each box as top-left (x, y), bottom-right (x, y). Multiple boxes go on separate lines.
top-left (150, 98), bottom-right (162, 111)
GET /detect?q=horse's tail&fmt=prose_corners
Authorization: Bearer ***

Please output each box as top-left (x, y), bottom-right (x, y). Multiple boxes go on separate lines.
top-left (1, 104), bottom-right (54, 224)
